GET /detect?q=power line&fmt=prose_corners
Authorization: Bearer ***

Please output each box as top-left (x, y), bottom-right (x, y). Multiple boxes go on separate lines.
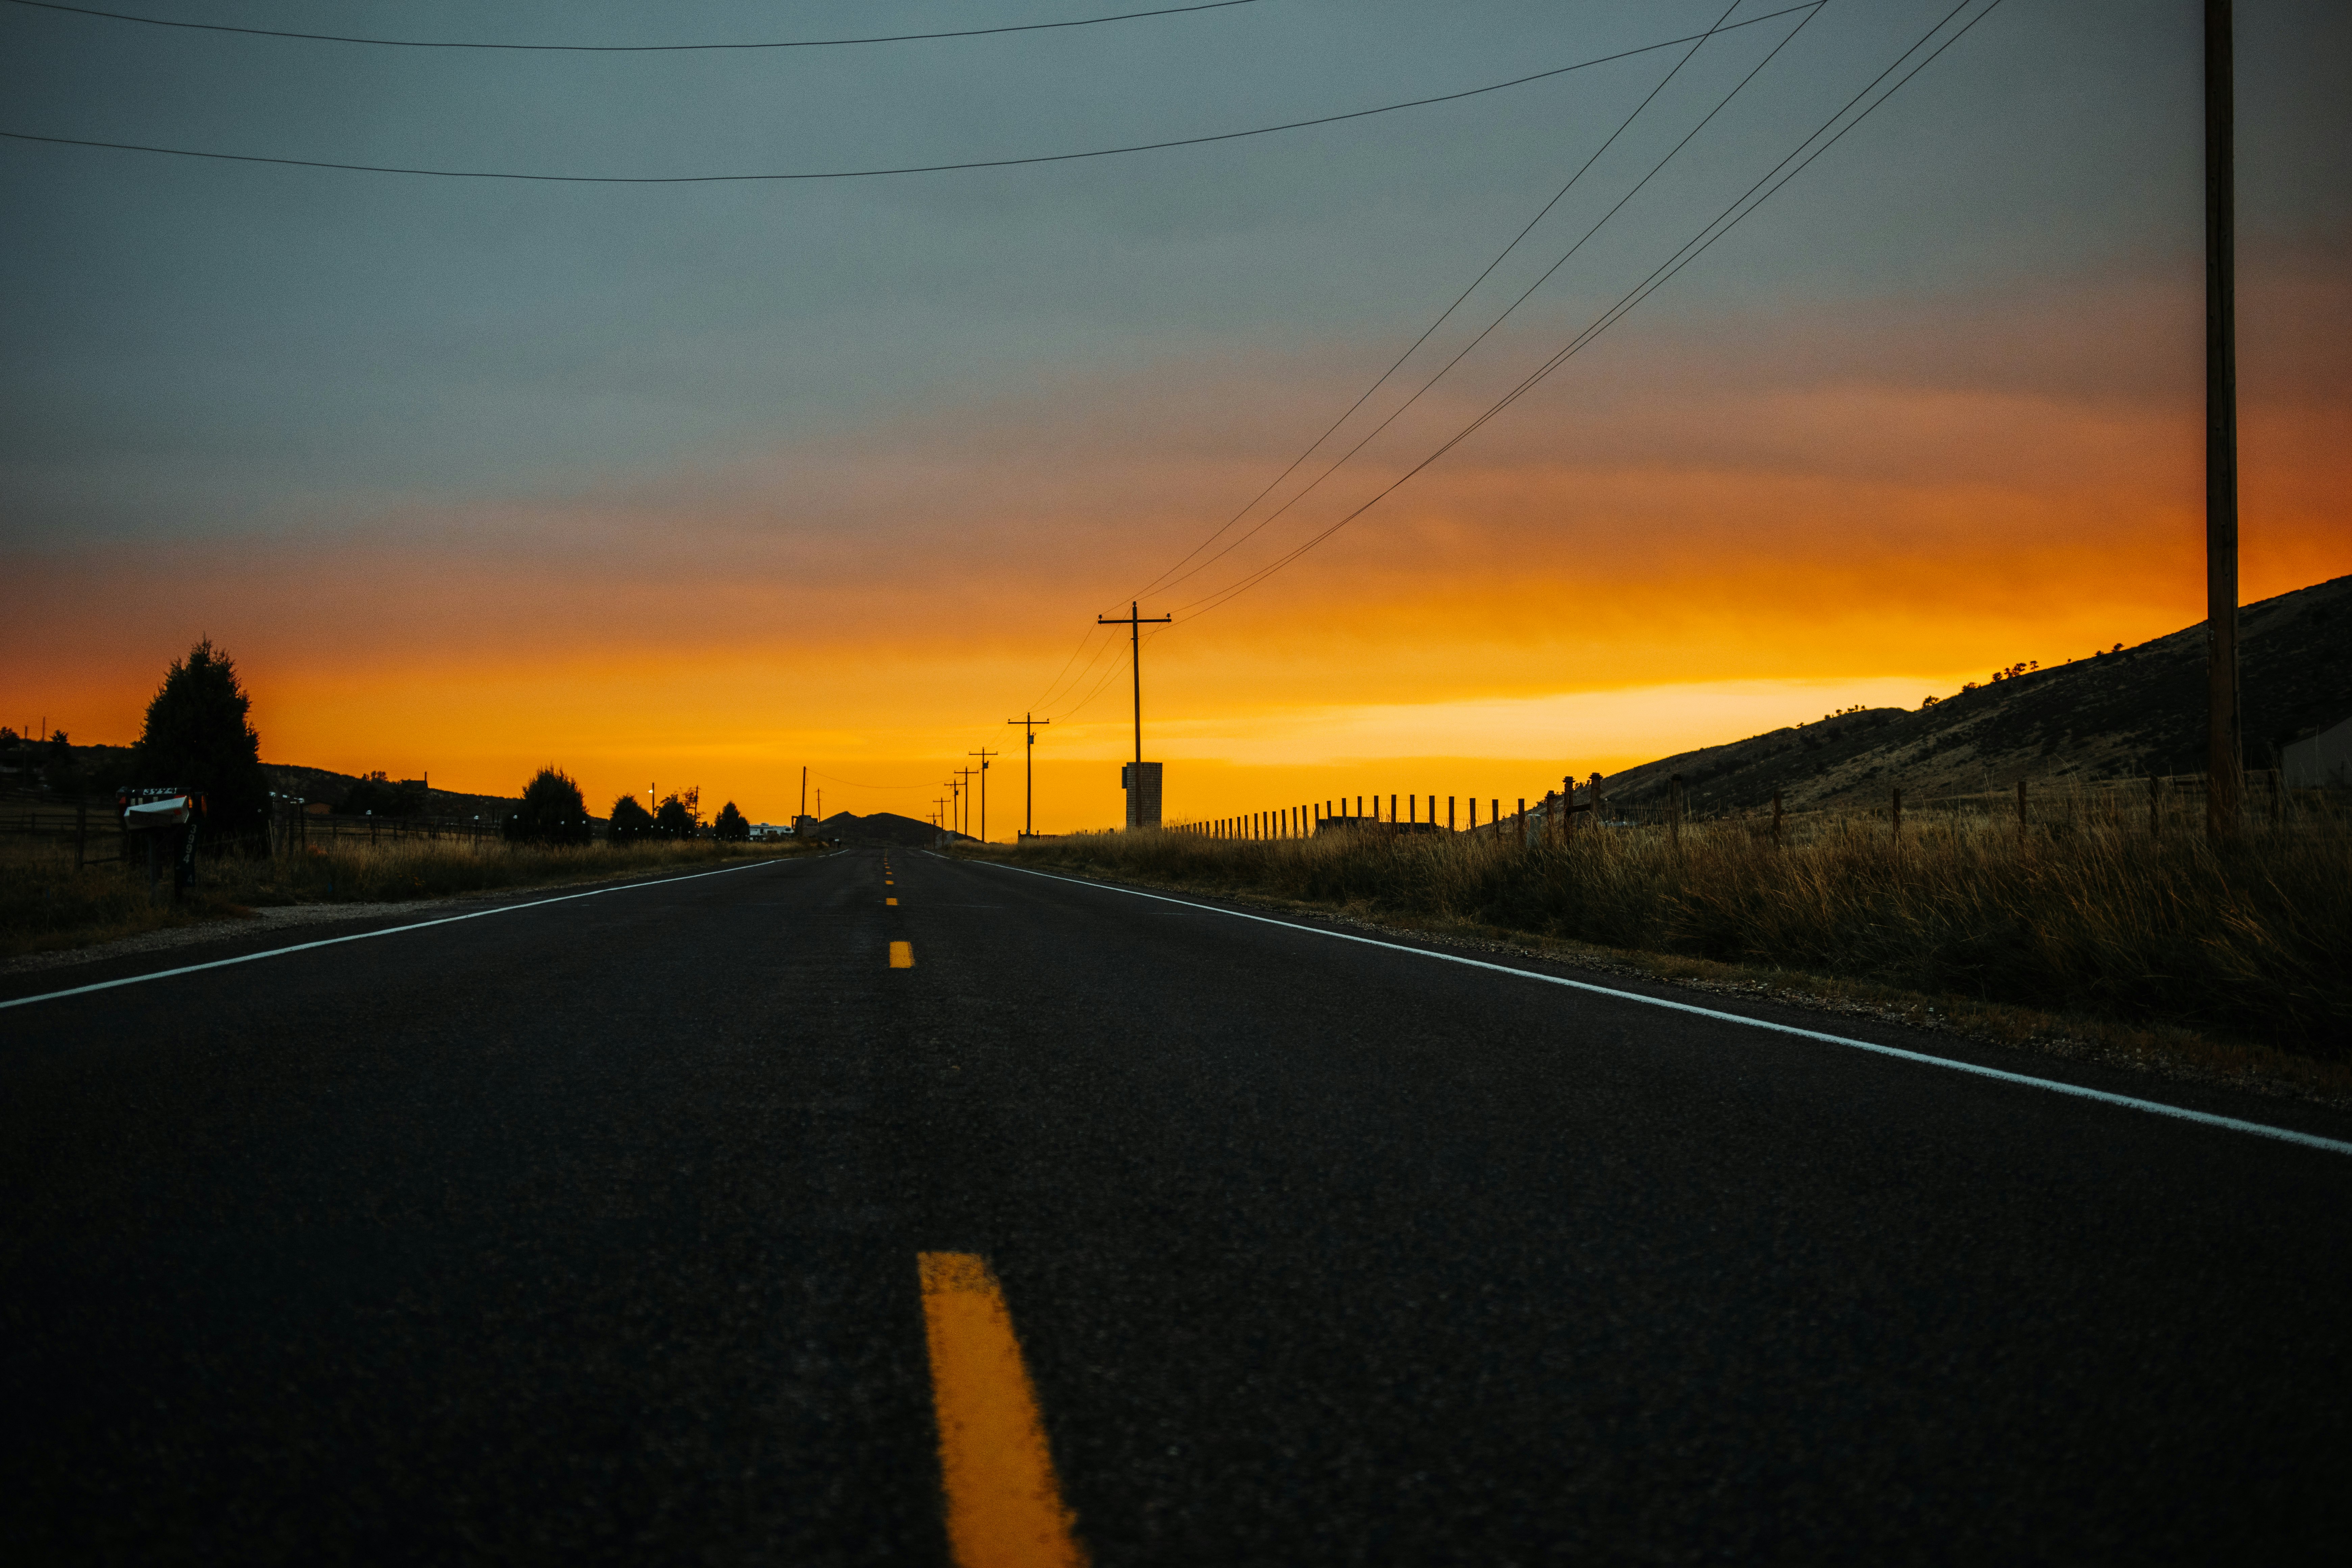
top-left (1028, 622), bottom-right (1122, 715)
top-left (806, 768), bottom-right (934, 792)
top-left (1, 0), bottom-right (1266, 51)
top-left (1137, 0), bottom-right (1821, 608)
top-left (1171, 0), bottom-right (2009, 623)
top-left (1125, 0), bottom-right (1784, 606)
top-left (1027, 2), bottom-right (1804, 721)
top-left (0, 6), bottom-right (1826, 183)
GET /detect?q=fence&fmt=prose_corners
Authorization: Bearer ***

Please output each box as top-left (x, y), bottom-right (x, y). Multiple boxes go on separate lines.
top-left (0, 790), bottom-right (520, 867)
top-left (1162, 769), bottom-right (2348, 849)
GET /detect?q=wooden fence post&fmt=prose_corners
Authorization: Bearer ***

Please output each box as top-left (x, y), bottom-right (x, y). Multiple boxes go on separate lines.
top-left (1517, 798), bottom-right (1526, 846)
top-left (1448, 796), bottom-right (1456, 832)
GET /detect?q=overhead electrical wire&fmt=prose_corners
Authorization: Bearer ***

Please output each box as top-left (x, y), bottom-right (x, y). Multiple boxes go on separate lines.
top-left (1124, 0), bottom-right (1781, 607)
top-left (0, 0), bottom-right (1266, 50)
top-left (1129, 0), bottom-right (1820, 610)
top-left (0, 5), bottom-right (1826, 183)
top-left (1021, 0), bottom-right (1821, 714)
top-left (1169, 0), bottom-right (2009, 624)
top-left (1027, 619), bottom-right (1124, 714)
top-left (807, 768), bottom-right (935, 792)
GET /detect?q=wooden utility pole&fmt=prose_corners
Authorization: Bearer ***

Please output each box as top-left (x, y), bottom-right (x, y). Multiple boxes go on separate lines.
top-left (1006, 714), bottom-right (1051, 837)
top-left (1097, 602), bottom-right (1172, 771)
top-left (2205, 0), bottom-right (2242, 841)
top-left (953, 767), bottom-right (978, 838)
top-left (967, 747), bottom-right (999, 844)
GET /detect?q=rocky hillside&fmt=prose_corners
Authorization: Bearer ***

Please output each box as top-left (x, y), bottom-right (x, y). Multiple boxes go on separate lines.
top-left (1602, 574), bottom-right (2352, 814)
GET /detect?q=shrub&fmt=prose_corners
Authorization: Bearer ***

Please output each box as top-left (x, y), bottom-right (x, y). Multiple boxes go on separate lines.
top-left (653, 793), bottom-right (696, 839)
top-left (609, 794), bottom-right (655, 843)
top-left (713, 801), bottom-right (750, 842)
top-left (505, 766), bottom-right (591, 845)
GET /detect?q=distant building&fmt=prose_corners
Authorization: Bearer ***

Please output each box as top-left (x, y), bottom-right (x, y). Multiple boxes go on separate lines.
top-left (791, 814), bottom-right (822, 837)
top-left (1121, 761), bottom-right (1162, 829)
top-left (2284, 715), bottom-right (2352, 789)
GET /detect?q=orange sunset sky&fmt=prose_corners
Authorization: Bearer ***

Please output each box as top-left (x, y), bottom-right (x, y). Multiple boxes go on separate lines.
top-left (4, 1), bottom-right (2346, 833)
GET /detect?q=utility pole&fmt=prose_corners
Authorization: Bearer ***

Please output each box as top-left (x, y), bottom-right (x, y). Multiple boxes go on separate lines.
top-left (1098, 601), bottom-right (1172, 829)
top-left (967, 748), bottom-right (999, 843)
top-left (800, 766), bottom-right (808, 824)
top-left (1007, 714), bottom-right (1051, 838)
top-left (2205, 0), bottom-right (2241, 843)
top-left (953, 767), bottom-right (977, 838)
top-left (1097, 602), bottom-right (1172, 773)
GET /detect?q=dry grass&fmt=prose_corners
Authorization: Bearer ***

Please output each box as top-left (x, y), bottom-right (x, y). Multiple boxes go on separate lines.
top-left (0, 835), bottom-right (816, 959)
top-left (986, 802), bottom-right (2352, 1059)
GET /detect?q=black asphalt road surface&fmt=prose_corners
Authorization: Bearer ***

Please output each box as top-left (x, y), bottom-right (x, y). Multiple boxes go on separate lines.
top-left (7, 846), bottom-right (2349, 1563)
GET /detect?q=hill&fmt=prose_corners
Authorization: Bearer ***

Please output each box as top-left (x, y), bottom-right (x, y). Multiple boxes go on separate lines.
top-left (1601, 574), bottom-right (2352, 815)
top-left (818, 811), bottom-right (955, 846)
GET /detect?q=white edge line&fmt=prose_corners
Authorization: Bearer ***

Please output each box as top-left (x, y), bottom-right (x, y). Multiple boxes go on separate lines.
top-left (1, 855), bottom-right (800, 1012)
top-left (975, 858), bottom-right (2352, 1159)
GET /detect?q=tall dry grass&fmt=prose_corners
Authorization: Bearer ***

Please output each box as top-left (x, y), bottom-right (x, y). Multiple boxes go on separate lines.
top-left (1, 834), bottom-right (811, 959)
top-left (994, 804), bottom-right (2352, 1051)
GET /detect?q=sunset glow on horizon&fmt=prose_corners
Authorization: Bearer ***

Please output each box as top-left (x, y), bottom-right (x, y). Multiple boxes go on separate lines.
top-left (4, 2), bottom-right (2346, 833)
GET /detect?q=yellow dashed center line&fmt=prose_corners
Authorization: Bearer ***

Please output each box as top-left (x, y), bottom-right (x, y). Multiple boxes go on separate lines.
top-left (918, 1253), bottom-right (1088, 1568)
top-left (890, 940), bottom-right (915, 968)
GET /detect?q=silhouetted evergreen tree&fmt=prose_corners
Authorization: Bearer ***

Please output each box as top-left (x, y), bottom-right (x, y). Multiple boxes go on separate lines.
top-left (713, 801), bottom-right (750, 841)
top-left (608, 794), bottom-right (655, 843)
top-left (129, 638), bottom-right (269, 840)
top-left (505, 766), bottom-right (591, 845)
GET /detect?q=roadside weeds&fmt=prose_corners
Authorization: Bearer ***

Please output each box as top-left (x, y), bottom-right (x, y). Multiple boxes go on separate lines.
top-left (961, 846), bottom-right (2352, 1112)
top-left (1, 837), bottom-right (824, 966)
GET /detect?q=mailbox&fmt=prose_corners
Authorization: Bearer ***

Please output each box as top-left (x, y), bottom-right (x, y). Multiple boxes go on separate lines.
top-left (118, 787), bottom-right (206, 894)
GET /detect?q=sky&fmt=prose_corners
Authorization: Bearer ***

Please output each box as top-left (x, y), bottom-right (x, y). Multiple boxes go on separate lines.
top-left (3, 0), bottom-right (2346, 834)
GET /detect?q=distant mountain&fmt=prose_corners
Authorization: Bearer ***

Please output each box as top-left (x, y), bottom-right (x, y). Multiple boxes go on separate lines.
top-left (818, 810), bottom-right (957, 846)
top-left (1599, 574), bottom-right (2351, 814)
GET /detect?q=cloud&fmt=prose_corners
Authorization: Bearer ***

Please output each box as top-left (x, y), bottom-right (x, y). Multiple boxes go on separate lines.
top-left (5, 254), bottom-right (2345, 824)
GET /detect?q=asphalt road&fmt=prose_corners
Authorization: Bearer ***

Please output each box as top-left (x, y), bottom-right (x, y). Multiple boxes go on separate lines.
top-left (6, 845), bottom-right (2349, 1564)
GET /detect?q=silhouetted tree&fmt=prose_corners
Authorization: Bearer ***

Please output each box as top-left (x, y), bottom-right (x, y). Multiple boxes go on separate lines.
top-left (713, 801), bottom-right (750, 841)
top-left (505, 766), bottom-right (591, 845)
top-left (340, 770), bottom-right (425, 817)
top-left (129, 637), bottom-right (269, 840)
top-left (653, 793), bottom-right (696, 839)
top-left (608, 794), bottom-right (655, 843)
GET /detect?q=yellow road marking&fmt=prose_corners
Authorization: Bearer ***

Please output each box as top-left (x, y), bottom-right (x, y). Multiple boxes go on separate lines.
top-left (917, 1253), bottom-right (1088, 1568)
top-left (890, 940), bottom-right (914, 968)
